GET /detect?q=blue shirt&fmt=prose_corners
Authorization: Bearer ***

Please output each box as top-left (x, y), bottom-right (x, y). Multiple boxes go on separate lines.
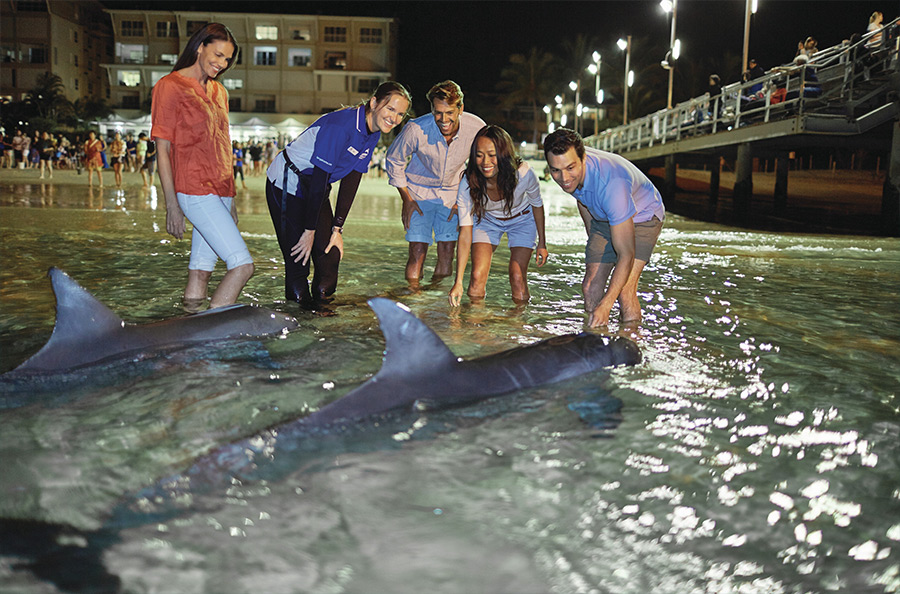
top-left (573, 148), bottom-right (665, 226)
top-left (385, 111), bottom-right (485, 208)
top-left (267, 106), bottom-right (379, 195)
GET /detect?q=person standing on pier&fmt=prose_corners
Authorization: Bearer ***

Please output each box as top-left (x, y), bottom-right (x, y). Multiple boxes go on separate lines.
top-left (265, 81), bottom-right (411, 312)
top-left (385, 80), bottom-right (486, 284)
top-left (544, 128), bottom-right (665, 327)
top-left (152, 22), bottom-right (254, 312)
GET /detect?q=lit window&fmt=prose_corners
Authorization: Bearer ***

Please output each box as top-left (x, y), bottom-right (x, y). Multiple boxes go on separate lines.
top-left (292, 27), bottom-right (311, 41)
top-left (222, 78), bottom-right (243, 90)
top-left (288, 48), bottom-right (311, 67)
top-left (255, 46), bottom-right (277, 66)
top-left (118, 71), bottom-right (141, 87)
top-left (256, 25), bottom-right (278, 40)
top-left (160, 53), bottom-right (178, 65)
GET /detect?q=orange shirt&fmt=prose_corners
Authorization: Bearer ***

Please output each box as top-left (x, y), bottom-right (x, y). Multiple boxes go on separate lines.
top-left (151, 71), bottom-right (235, 197)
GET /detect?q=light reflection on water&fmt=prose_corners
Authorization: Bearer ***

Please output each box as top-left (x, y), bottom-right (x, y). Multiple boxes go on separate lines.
top-left (1, 174), bottom-right (899, 593)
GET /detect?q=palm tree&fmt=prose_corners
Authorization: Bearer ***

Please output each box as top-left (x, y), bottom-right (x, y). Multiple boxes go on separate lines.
top-left (496, 47), bottom-right (560, 144)
top-left (25, 73), bottom-right (73, 122)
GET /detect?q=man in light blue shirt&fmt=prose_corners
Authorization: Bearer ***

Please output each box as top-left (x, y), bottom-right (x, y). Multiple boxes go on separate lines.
top-left (544, 128), bottom-right (665, 327)
top-left (386, 80), bottom-right (486, 282)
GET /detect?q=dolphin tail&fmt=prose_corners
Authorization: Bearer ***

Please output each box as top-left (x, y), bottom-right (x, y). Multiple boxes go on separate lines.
top-left (367, 298), bottom-right (457, 377)
top-left (14, 268), bottom-right (125, 371)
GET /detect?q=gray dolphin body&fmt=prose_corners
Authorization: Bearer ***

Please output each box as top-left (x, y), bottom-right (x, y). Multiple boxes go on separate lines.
top-left (9, 267), bottom-right (299, 374)
top-left (160, 298), bottom-right (641, 491)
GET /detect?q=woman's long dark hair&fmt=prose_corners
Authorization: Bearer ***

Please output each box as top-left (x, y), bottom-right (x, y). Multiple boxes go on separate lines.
top-left (465, 125), bottom-right (522, 222)
top-left (172, 22), bottom-right (239, 78)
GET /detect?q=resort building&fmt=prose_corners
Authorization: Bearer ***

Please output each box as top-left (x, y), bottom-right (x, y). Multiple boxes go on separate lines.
top-left (101, 8), bottom-right (398, 140)
top-left (0, 0), bottom-right (112, 104)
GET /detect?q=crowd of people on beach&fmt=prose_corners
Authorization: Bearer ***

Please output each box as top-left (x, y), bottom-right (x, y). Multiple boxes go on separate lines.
top-left (145, 23), bottom-right (665, 328)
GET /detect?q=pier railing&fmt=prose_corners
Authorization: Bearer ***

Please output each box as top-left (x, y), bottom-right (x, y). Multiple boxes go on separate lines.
top-left (586, 17), bottom-right (900, 155)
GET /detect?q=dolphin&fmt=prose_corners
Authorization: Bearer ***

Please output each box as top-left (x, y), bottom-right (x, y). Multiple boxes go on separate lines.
top-left (146, 298), bottom-right (641, 494)
top-left (7, 267), bottom-right (299, 374)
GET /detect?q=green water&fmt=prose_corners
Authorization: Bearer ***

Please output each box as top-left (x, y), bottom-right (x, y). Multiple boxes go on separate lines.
top-left (1, 174), bottom-right (899, 593)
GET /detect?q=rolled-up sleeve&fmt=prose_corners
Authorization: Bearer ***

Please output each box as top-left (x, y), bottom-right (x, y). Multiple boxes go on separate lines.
top-left (385, 125), bottom-right (416, 189)
top-left (150, 78), bottom-right (176, 143)
top-left (456, 177), bottom-right (474, 226)
top-left (521, 168), bottom-right (543, 208)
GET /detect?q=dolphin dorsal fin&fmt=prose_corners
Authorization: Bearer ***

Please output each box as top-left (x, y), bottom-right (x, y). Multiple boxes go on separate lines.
top-left (46, 267), bottom-right (124, 341)
top-left (367, 298), bottom-right (457, 378)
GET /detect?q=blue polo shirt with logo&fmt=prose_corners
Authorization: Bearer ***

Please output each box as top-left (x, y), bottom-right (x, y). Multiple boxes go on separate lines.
top-left (267, 105), bottom-right (378, 195)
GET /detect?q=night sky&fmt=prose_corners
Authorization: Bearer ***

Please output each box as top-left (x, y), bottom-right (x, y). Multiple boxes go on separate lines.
top-left (101, 0), bottom-right (889, 114)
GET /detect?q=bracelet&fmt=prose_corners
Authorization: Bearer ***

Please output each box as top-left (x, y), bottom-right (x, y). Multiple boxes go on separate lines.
top-left (332, 226), bottom-right (343, 234)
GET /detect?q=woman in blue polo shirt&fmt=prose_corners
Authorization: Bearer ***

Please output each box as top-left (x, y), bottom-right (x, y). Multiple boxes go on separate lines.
top-left (266, 81), bottom-right (410, 311)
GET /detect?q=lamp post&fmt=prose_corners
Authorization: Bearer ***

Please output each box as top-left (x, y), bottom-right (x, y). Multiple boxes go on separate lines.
top-left (660, 0), bottom-right (679, 109)
top-left (587, 51), bottom-right (603, 135)
top-left (569, 80), bottom-right (580, 135)
top-left (742, 0), bottom-right (758, 74)
top-left (617, 36), bottom-right (633, 125)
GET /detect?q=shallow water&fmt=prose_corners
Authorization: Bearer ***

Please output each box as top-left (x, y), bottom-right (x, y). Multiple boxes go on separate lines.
top-left (1, 174), bottom-right (899, 593)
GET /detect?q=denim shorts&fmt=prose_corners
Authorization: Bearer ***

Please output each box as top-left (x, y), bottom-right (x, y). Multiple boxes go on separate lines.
top-left (177, 193), bottom-right (254, 272)
top-left (586, 215), bottom-right (663, 264)
top-left (472, 209), bottom-right (537, 248)
top-left (405, 198), bottom-right (459, 244)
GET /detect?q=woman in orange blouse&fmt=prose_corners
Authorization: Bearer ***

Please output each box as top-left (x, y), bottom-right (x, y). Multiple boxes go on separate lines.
top-left (83, 130), bottom-right (104, 188)
top-left (152, 23), bottom-right (254, 312)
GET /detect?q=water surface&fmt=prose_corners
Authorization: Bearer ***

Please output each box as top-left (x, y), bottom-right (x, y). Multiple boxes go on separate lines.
top-left (1, 173), bottom-right (899, 593)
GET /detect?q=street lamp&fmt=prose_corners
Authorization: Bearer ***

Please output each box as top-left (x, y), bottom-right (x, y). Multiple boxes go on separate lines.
top-left (660, 0), bottom-right (679, 109)
top-left (617, 36), bottom-right (633, 125)
top-left (742, 0), bottom-right (759, 74)
top-left (587, 51), bottom-right (603, 134)
top-left (569, 80), bottom-right (580, 134)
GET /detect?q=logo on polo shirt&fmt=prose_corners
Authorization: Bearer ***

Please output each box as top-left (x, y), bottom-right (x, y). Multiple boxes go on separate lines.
top-left (359, 148), bottom-right (370, 160)
top-left (347, 146), bottom-right (359, 156)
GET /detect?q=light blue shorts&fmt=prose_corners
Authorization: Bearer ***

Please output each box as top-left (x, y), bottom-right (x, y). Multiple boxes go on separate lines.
top-left (405, 199), bottom-right (459, 244)
top-left (472, 209), bottom-right (537, 249)
top-left (177, 193), bottom-right (254, 272)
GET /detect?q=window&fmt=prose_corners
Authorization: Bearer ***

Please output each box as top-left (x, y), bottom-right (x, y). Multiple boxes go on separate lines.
top-left (356, 78), bottom-right (380, 94)
top-left (288, 48), bottom-right (311, 67)
top-left (88, 58), bottom-right (93, 71)
top-left (324, 51), bottom-right (346, 70)
top-left (74, 78), bottom-right (79, 90)
top-left (28, 46), bottom-right (47, 64)
top-left (121, 21), bottom-right (144, 37)
top-left (156, 21), bottom-right (177, 38)
top-left (122, 94), bottom-right (140, 109)
top-left (229, 97), bottom-right (242, 112)
top-left (292, 27), bottom-right (311, 41)
top-left (160, 53), bottom-right (178, 65)
top-left (256, 25), bottom-right (277, 40)
top-left (359, 28), bottom-right (383, 44)
top-left (255, 46), bottom-right (277, 66)
top-left (15, 1), bottom-right (46, 12)
top-left (116, 43), bottom-right (148, 64)
top-left (222, 78), bottom-right (243, 90)
top-left (151, 71), bottom-right (167, 86)
top-left (71, 29), bottom-right (78, 43)
top-left (255, 95), bottom-right (275, 112)
top-left (324, 27), bottom-right (347, 43)
top-left (186, 21), bottom-right (206, 36)
top-left (72, 54), bottom-right (78, 67)
top-left (118, 71), bottom-right (141, 87)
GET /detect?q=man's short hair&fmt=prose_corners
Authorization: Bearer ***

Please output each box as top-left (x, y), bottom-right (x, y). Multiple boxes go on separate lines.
top-left (426, 80), bottom-right (464, 108)
top-left (543, 128), bottom-right (584, 161)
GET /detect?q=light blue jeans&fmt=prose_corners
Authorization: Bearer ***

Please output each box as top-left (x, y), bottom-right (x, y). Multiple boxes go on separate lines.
top-left (176, 193), bottom-right (253, 272)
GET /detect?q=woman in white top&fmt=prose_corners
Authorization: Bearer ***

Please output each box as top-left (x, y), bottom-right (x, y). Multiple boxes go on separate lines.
top-left (450, 125), bottom-right (548, 306)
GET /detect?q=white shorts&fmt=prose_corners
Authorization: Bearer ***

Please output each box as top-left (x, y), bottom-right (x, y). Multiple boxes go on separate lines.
top-left (176, 193), bottom-right (253, 271)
